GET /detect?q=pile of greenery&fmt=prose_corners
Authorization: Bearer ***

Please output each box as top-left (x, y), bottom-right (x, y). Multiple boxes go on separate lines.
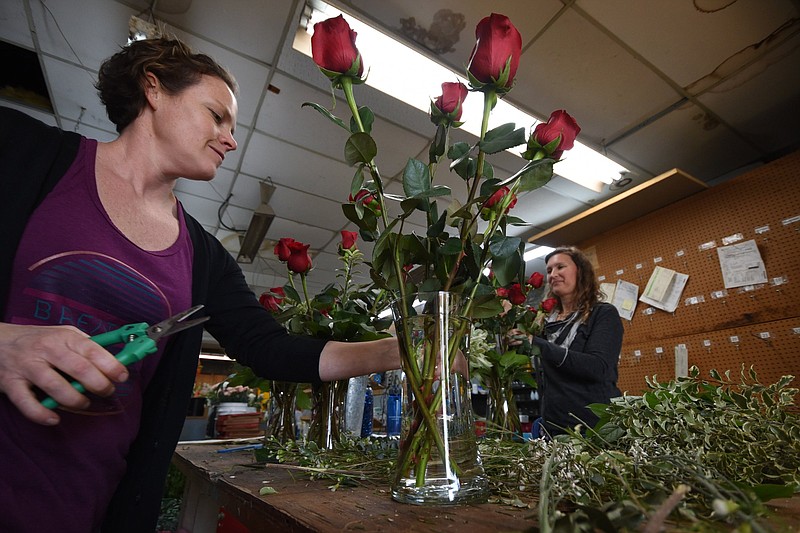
top-left (256, 366), bottom-right (799, 532)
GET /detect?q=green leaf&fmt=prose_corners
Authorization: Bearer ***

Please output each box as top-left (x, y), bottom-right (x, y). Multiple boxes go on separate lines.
top-left (402, 158), bottom-right (430, 198)
top-left (344, 132), bottom-right (377, 166)
top-left (429, 123), bottom-right (447, 162)
top-left (350, 106), bottom-right (374, 134)
top-left (469, 296), bottom-right (503, 319)
top-left (259, 486), bottom-right (278, 495)
top-left (301, 102), bottom-right (348, 131)
top-left (479, 124), bottom-right (526, 154)
top-left (516, 159), bottom-right (555, 192)
top-left (749, 483), bottom-right (795, 501)
top-left (489, 235), bottom-right (522, 259)
top-left (440, 237), bottom-right (462, 255)
top-left (349, 167), bottom-right (365, 197)
top-left (491, 253), bottom-right (520, 286)
top-left (427, 211), bottom-right (446, 237)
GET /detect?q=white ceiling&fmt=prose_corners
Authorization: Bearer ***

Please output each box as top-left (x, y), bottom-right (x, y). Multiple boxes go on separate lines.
top-left (2, 0), bottom-right (799, 298)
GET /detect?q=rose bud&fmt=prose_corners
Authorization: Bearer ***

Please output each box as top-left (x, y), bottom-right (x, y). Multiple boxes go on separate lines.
top-left (531, 110), bottom-right (581, 159)
top-left (286, 241), bottom-right (313, 274)
top-left (311, 15), bottom-right (364, 79)
top-left (541, 297), bottom-right (558, 313)
top-left (484, 186), bottom-right (517, 211)
top-left (259, 287), bottom-right (286, 313)
top-left (274, 237), bottom-right (296, 262)
top-left (350, 189), bottom-right (381, 214)
top-left (340, 230), bottom-right (358, 250)
top-left (527, 271), bottom-right (544, 289)
top-left (467, 13), bottom-right (522, 90)
top-left (508, 283), bottom-right (526, 305)
top-left (496, 287), bottom-right (510, 299)
top-left (431, 82), bottom-right (469, 125)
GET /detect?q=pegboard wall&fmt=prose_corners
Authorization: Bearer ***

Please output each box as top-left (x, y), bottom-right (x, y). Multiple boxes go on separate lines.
top-left (577, 149), bottom-right (800, 395)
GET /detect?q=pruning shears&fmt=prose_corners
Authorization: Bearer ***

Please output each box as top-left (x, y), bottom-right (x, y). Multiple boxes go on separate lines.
top-left (41, 305), bottom-right (209, 409)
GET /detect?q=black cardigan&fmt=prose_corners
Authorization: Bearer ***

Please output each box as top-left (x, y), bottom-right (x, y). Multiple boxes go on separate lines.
top-left (0, 107), bottom-right (328, 531)
top-left (534, 302), bottom-right (623, 436)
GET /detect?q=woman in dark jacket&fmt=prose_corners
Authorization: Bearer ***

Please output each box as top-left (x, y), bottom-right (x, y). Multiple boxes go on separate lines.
top-left (532, 246), bottom-right (623, 437)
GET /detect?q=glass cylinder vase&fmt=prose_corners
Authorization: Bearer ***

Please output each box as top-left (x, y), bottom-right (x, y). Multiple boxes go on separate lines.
top-left (485, 377), bottom-right (521, 438)
top-left (390, 291), bottom-right (488, 505)
top-left (264, 381), bottom-right (297, 443)
top-left (307, 379), bottom-right (348, 448)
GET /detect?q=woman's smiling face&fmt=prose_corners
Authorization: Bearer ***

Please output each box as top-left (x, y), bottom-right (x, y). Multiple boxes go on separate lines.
top-left (546, 253), bottom-right (578, 299)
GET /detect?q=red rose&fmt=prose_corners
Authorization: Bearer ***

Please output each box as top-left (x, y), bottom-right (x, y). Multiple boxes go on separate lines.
top-left (508, 283), bottom-right (526, 305)
top-left (541, 297), bottom-right (558, 313)
top-left (527, 271), bottom-right (544, 289)
top-left (286, 241), bottom-right (313, 274)
top-left (349, 189), bottom-right (381, 213)
top-left (340, 230), bottom-right (358, 250)
top-left (484, 186), bottom-right (517, 211)
top-left (495, 287), bottom-right (509, 298)
top-left (532, 110), bottom-right (581, 159)
top-left (311, 15), bottom-right (363, 78)
top-left (432, 82), bottom-right (468, 122)
top-left (467, 13), bottom-right (522, 90)
top-left (274, 238), bottom-right (296, 262)
top-left (259, 287), bottom-right (285, 313)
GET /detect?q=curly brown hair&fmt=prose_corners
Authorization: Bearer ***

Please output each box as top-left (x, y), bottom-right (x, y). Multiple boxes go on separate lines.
top-left (96, 38), bottom-right (238, 133)
top-left (544, 245), bottom-right (602, 321)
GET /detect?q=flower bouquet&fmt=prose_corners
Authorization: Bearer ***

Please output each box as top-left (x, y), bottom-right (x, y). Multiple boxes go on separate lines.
top-left (261, 231), bottom-right (391, 446)
top-left (306, 12), bottom-right (579, 504)
top-left (471, 272), bottom-right (556, 436)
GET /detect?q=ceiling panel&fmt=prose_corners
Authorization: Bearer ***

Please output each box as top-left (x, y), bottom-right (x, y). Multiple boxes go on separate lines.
top-left (610, 101), bottom-right (763, 181)
top-left (512, 8), bottom-right (681, 148)
top-left (696, 33), bottom-right (800, 153)
top-left (576, 0), bottom-right (798, 87)
top-left (0, 0), bottom-right (34, 47)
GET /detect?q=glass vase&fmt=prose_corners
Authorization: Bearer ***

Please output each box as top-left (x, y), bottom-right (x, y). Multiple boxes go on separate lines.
top-left (264, 380), bottom-right (297, 443)
top-left (390, 291), bottom-right (488, 505)
top-left (486, 376), bottom-right (521, 438)
top-left (307, 379), bottom-right (348, 448)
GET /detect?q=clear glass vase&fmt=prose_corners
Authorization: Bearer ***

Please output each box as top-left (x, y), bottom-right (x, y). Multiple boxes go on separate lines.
top-left (390, 291), bottom-right (488, 505)
top-left (264, 380), bottom-right (297, 443)
top-left (486, 376), bottom-right (521, 438)
top-left (307, 379), bottom-right (348, 448)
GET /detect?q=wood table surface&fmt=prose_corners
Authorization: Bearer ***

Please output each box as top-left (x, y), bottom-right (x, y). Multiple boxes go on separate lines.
top-left (172, 442), bottom-right (800, 533)
top-left (173, 441), bottom-right (537, 532)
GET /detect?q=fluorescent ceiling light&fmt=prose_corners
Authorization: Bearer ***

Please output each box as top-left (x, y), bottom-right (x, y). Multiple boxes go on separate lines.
top-left (295, 2), bottom-right (627, 192)
top-left (523, 245), bottom-right (554, 262)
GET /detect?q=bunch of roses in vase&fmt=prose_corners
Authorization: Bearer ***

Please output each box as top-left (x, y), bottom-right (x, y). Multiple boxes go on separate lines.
top-left (261, 231), bottom-right (391, 447)
top-left (470, 271), bottom-right (557, 436)
top-left (307, 12), bottom-right (579, 504)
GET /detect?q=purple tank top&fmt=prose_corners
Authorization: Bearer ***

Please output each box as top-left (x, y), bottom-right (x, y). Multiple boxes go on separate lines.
top-left (0, 137), bottom-right (193, 531)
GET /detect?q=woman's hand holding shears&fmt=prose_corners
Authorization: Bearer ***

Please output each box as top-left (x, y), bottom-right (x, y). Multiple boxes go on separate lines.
top-left (0, 306), bottom-right (208, 425)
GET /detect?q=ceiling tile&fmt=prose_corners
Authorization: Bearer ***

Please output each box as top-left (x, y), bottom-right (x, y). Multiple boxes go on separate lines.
top-left (29, 0), bottom-right (132, 70)
top-left (0, 0), bottom-right (34, 47)
top-left (512, 8), bottom-right (681, 146)
top-left (576, 0), bottom-right (798, 87)
top-left (238, 130), bottom-right (353, 202)
top-left (40, 56), bottom-right (111, 128)
top-left (609, 102), bottom-right (763, 181)
top-left (696, 33), bottom-right (800, 155)
top-left (142, 0), bottom-right (294, 63)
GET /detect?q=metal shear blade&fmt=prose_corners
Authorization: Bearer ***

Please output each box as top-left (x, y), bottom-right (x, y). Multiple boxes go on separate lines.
top-left (146, 305), bottom-right (209, 341)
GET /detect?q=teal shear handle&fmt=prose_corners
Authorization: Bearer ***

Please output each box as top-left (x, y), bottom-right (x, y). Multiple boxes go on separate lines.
top-left (88, 323), bottom-right (158, 366)
top-left (40, 305), bottom-right (208, 410)
top-left (40, 324), bottom-right (158, 409)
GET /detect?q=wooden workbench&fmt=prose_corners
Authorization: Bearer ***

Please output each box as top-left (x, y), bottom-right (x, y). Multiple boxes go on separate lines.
top-left (172, 441), bottom-right (537, 532)
top-left (172, 442), bottom-right (800, 533)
